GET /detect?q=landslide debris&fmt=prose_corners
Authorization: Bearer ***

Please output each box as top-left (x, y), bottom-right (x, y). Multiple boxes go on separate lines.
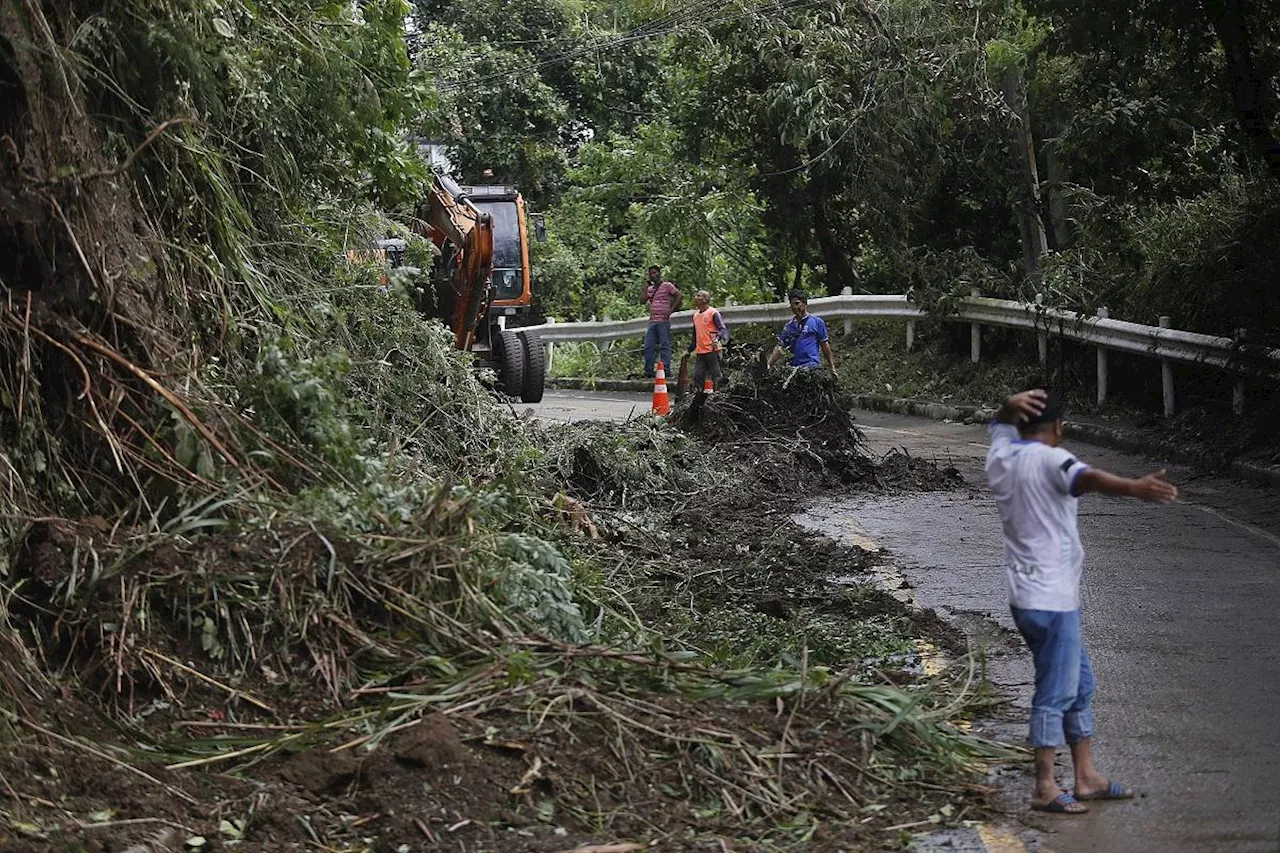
top-left (0, 4), bottom-right (1004, 851)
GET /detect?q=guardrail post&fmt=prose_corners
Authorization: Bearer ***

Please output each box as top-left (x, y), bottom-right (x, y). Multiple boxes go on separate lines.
top-left (1035, 293), bottom-right (1048, 367)
top-left (601, 315), bottom-right (613, 351)
top-left (1234, 328), bottom-right (1246, 415)
top-left (970, 287), bottom-right (981, 363)
top-left (545, 317), bottom-right (556, 373)
top-left (841, 287), bottom-right (853, 336)
top-left (906, 320), bottom-right (915, 352)
top-left (1159, 315), bottom-right (1175, 417)
top-left (1096, 307), bottom-right (1108, 404)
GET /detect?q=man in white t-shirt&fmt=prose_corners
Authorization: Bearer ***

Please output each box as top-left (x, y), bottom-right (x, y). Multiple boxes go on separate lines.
top-left (986, 388), bottom-right (1178, 815)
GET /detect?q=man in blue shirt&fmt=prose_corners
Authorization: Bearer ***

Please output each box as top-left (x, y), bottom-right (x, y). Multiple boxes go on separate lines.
top-left (767, 289), bottom-right (838, 377)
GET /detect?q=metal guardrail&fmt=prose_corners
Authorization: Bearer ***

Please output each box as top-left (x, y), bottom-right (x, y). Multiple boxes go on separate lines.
top-left (525, 294), bottom-right (922, 343)
top-left (957, 296), bottom-right (1279, 374)
top-left (520, 293), bottom-right (1278, 414)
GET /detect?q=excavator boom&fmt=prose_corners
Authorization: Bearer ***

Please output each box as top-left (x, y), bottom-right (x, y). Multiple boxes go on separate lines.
top-left (417, 175), bottom-right (494, 350)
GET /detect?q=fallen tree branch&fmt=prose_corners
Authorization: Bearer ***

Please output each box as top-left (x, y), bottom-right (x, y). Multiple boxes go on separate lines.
top-left (67, 328), bottom-right (244, 472)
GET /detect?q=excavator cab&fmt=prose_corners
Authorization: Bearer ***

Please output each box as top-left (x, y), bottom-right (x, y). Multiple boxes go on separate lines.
top-left (464, 186), bottom-right (532, 314)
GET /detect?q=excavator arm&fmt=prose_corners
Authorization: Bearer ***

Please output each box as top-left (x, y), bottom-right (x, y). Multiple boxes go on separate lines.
top-left (415, 175), bottom-right (494, 351)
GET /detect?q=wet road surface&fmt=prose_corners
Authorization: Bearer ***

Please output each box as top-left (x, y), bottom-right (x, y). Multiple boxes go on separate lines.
top-left (810, 413), bottom-right (1280, 853)
top-left (529, 388), bottom-right (655, 424)
top-left (532, 392), bottom-right (1280, 852)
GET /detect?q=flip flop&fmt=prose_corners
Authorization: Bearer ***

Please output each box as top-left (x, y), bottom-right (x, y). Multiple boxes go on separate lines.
top-left (1075, 781), bottom-right (1134, 801)
top-left (1031, 792), bottom-right (1089, 814)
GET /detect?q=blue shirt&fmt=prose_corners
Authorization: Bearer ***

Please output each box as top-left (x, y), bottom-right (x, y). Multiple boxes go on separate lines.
top-left (778, 314), bottom-right (828, 367)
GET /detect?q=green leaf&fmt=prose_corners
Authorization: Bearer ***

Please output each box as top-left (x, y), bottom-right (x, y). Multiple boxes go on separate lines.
top-left (212, 17), bottom-right (234, 38)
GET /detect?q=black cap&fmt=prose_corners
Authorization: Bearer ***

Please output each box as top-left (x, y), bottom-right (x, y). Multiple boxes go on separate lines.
top-left (1021, 388), bottom-right (1067, 428)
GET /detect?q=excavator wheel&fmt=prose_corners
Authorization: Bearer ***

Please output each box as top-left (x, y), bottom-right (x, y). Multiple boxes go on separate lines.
top-left (494, 329), bottom-right (525, 399)
top-left (518, 330), bottom-right (546, 404)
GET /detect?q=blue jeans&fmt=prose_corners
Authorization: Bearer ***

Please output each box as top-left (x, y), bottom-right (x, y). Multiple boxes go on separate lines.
top-left (644, 321), bottom-right (672, 377)
top-left (1010, 607), bottom-right (1096, 748)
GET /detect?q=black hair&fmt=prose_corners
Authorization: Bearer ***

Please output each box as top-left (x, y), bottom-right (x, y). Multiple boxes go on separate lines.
top-left (1020, 388), bottom-right (1068, 431)
top-left (648, 265), bottom-right (661, 272)
top-left (787, 288), bottom-right (808, 303)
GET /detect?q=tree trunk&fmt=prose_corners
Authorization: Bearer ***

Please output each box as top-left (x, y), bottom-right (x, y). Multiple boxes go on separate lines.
top-left (1000, 66), bottom-right (1049, 282)
top-left (812, 181), bottom-right (857, 295)
top-left (1042, 125), bottom-right (1072, 251)
top-left (1202, 0), bottom-right (1280, 175)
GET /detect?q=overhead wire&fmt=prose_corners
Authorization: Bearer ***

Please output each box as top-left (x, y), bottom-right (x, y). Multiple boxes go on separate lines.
top-left (755, 67), bottom-right (881, 177)
top-left (430, 0), bottom-right (722, 90)
top-left (433, 0), bottom-right (727, 91)
top-left (431, 0), bottom-right (829, 92)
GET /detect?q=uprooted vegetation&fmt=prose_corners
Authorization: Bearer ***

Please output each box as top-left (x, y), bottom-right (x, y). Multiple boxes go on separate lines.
top-left (0, 3), bottom-right (1011, 850)
top-left (1, 414), bottom-right (1006, 851)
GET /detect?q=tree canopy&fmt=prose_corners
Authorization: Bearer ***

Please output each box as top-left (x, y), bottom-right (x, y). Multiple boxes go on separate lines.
top-left (410, 0), bottom-right (1280, 338)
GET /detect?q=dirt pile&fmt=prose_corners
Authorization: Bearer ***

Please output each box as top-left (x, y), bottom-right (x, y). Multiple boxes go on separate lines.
top-left (0, 668), bottom-right (991, 852)
top-left (0, 429), bottom-right (996, 853)
top-left (672, 349), bottom-right (872, 485)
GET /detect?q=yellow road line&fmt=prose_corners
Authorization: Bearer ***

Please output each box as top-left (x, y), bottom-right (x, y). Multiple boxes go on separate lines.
top-left (976, 823), bottom-right (1030, 853)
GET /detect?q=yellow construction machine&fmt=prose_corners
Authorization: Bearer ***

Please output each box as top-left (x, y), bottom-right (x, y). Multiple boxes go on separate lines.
top-left (406, 173), bottom-right (546, 402)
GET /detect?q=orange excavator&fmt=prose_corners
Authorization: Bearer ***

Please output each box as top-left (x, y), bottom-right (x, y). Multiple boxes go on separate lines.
top-left (408, 173), bottom-right (546, 402)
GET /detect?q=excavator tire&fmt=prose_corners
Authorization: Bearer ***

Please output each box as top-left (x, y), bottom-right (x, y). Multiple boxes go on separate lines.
top-left (494, 329), bottom-right (526, 399)
top-left (518, 330), bottom-right (546, 403)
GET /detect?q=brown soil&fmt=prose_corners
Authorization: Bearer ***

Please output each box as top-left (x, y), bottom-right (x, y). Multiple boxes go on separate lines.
top-left (1, 682), bottom-right (974, 852)
top-left (0, 390), bottom-right (985, 851)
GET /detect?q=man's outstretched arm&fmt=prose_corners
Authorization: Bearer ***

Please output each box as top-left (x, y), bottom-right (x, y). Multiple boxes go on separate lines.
top-left (1074, 467), bottom-right (1178, 504)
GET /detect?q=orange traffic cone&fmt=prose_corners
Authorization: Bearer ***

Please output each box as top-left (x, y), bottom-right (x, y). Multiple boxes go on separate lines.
top-left (652, 360), bottom-right (671, 415)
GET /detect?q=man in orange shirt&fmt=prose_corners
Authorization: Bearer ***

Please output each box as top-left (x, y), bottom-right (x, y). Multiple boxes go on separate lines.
top-left (688, 289), bottom-right (729, 395)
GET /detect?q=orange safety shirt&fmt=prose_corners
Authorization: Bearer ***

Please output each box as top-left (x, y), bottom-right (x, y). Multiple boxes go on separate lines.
top-left (693, 307), bottom-right (725, 354)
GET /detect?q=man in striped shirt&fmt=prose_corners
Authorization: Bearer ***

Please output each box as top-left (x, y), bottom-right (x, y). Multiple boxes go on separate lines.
top-left (641, 265), bottom-right (682, 378)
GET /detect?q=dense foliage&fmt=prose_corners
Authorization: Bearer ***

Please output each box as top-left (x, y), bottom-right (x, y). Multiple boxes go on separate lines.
top-left (10, 2), bottom-right (1273, 846)
top-left (413, 0), bottom-right (1279, 340)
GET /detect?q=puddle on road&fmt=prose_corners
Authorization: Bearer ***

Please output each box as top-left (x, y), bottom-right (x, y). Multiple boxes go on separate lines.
top-left (793, 505), bottom-right (912, 601)
top-left (794, 505), bottom-right (953, 678)
top-left (796, 491), bottom-right (1015, 634)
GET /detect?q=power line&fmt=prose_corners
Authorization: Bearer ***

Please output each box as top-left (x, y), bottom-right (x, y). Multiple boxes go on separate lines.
top-left (433, 0), bottom-right (726, 91)
top-left (756, 85), bottom-right (878, 176)
top-left (431, 0), bottom-right (827, 93)
top-left (756, 120), bottom-right (858, 177)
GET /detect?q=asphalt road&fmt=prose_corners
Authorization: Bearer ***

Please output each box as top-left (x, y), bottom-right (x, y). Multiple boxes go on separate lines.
top-left (530, 391), bottom-right (1280, 853)
top-left (530, 388), bottom-right (657, 424)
